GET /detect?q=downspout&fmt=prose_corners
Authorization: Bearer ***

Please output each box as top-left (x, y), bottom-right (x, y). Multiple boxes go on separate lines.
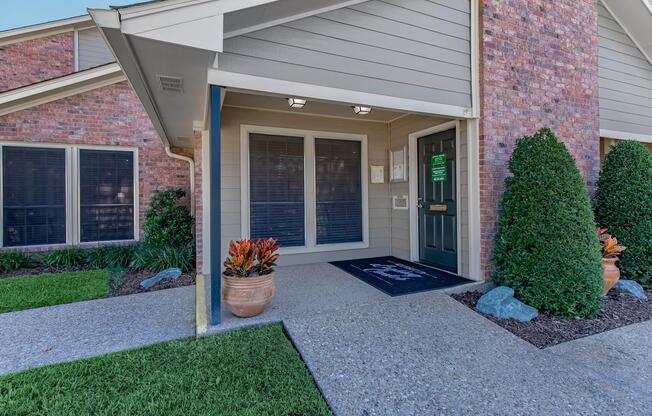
top-left (165, 145), bottom-right (195, 215)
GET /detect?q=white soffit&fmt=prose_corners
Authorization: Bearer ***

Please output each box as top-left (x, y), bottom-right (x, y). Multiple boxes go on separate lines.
top-left (601, 0), bottom-right (652, 66)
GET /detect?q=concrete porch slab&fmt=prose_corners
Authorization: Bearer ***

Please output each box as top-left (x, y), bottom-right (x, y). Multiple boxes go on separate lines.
top-left (206, 263), bottom-right (486, 334)
top-left (0, 286), bottom-right (195, 375)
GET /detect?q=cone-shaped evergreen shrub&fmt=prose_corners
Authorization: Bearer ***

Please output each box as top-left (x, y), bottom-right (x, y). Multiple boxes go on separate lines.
top-left (493, 128), bottom-right (603, 317)
top-left (595, 140), bottom-right (652, 287)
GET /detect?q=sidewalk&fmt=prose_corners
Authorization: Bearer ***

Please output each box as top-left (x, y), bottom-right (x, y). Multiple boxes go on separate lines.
top-left (0, 286), bottom-right (195, 375)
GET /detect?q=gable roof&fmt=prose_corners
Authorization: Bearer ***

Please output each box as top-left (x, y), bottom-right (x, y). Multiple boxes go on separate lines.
top-left (601, 0), bottom-right (652, 68)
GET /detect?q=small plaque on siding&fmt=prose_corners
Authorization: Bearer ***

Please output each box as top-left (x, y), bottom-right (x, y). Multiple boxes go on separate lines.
top-left (392, 195), bottom-right (409, 210)
top-left (431, 154), bottom-right (447, 182)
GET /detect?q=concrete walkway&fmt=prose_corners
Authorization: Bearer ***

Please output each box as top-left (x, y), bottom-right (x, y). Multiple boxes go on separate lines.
top-left (283, 291), bottom-right (652, 415)
top-left (0, 286), bottom-right (195, 375)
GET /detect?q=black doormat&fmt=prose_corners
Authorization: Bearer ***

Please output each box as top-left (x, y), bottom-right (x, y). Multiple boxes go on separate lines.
top-left (330, 256), bottom-right (473, 296)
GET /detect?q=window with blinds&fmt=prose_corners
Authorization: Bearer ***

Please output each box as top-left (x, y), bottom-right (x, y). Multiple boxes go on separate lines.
top-left (249, 133), bottom-right (305, 247)
top-left (315, 139), bottom-right (363, 245)
top-left (79, 149), bottom-right (134, 242)
top-left (2, 146), bottom-right (66, 247)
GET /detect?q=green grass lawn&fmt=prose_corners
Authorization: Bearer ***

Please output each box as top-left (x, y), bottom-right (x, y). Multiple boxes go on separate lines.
top-left (0, 324), bottom-right (331, 416)
top-left (0, 270), bottom-right (108, 313)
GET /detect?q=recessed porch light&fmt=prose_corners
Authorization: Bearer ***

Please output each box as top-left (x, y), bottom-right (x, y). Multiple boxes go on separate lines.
top-left (287, 97), bottom-right (307, 108)
top-left (353, 105), bottom-right (372, 115)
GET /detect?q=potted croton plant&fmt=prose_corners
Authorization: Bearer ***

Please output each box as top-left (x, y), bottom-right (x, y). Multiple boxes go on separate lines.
top-left (222, 238), bottom-right (280, 318)
top-left (598, 228), bottom-right (626, 296)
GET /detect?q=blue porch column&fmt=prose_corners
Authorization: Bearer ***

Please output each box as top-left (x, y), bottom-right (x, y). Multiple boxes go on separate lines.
top-left (209, 84), bottom-right (222, 325)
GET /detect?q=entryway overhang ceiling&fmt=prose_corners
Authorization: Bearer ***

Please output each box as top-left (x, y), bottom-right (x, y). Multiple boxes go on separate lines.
top-left (89, 0), bottom-right (476, 148)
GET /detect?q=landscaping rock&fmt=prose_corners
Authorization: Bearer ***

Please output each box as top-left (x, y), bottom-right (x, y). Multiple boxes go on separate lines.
top-left (613, 280), bottom-right (648, 300)
top-left (477, 286), bottom-right (538, 322)
top-left (140, 268), bottom-right (183, 289)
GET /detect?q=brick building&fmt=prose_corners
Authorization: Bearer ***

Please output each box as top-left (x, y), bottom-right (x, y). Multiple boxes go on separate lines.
top-left (3, 1), bottom-right (652, 327)
top-left (0, 16), bottom-right (192, 250)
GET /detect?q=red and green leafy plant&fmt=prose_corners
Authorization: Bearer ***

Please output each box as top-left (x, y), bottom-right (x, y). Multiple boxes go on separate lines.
top-left (256, 238), bottom-right (280, 275)
top-left (598, 228), bottom-right (626, 259)
top-left (223, 238), bottom-right (280, 277)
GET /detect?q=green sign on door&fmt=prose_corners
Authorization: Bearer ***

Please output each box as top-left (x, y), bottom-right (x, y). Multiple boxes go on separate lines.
top-left (431, 154), bottom-right (447, 182)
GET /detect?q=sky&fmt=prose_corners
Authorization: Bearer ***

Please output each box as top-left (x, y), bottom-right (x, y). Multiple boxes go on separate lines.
top-left (0, 0), bottom-right (139, 31)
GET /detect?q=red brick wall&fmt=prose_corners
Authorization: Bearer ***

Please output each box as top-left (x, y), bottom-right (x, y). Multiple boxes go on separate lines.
top-left (479, 0), bottom-right (601, 278)
top-left (0, 81), bottom-right (192, 242)
top-left (0, 32), bottom-right (74, 92)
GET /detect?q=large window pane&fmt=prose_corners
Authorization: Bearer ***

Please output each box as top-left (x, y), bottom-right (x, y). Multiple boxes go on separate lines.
top-left (2, 146), bottom-right (66, 247)
top-left (79, 149), bottom-right (134, 242)
top-left (249, 133), bottom-right (304, 247)
top-left (315, 139), bottom-right (362, 245)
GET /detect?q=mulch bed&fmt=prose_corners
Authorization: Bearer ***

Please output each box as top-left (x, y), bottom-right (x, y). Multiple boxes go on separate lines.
top-left (109, 270), bottom-right (196, 297)
top-left (452, 289), bottom-right (652, 348)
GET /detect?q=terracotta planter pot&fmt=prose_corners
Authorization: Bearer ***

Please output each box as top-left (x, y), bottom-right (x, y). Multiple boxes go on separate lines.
top-left (602, 257), bottom-right (620, 296)
top-left (222, 272), bottom-right (275, 318)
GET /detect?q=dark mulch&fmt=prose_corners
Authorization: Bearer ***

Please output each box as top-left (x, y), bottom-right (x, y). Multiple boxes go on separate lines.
top-left (109, 270), bottom-right (196, 297)
top-left (1, 265), bottom-right (95, 279)
top-left (452, 289), bottom-right (652, 349)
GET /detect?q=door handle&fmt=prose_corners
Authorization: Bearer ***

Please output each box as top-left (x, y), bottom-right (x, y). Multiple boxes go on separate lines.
top-left (417, 202), bottom-right (423, 208)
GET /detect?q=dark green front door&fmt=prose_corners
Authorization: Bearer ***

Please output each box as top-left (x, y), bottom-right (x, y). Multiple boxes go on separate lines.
top-left (418, 129), bottom-right (457, 272)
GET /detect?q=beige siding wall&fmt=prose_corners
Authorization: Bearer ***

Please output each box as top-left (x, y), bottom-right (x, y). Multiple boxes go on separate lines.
top-left (77, 28), bottom-right (114, 70)
top-left (220, 106), bottom-right (391, 266)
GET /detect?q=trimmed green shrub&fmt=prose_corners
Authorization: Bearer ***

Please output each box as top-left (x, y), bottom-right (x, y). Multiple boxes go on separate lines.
top-left (143, 189), bottom-right (193, 248)
top-left (595, 140), bottom-right (652, 287)
top-left (44, 248), bottom-right (87, 269)
top-left (0, 252), bottom-right (35, 274)
top-left (88, 245), bottom-right (138, 270)
top-left (493, 128), bottom-right (603, 317)
top-left (130, 243), bottom-right (195, 273)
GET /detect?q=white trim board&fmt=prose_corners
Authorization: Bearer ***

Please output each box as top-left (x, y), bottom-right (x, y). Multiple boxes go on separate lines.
top-left (600, 129), bottom-right (652, 144)
top-left (407, 120), bottom-right (462, 274)
top-left (240, 124), bottom-right (369, 256)
top-left (0, 15), bottom-right (94, 46)
top-left (209, 70), bottom-right (473, 119)
top-left (0, 64), bottom-right (125, 117)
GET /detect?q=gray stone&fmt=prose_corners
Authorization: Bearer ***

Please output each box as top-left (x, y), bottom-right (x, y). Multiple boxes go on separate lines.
top-left (478, 286), bottom-right (538, 322)
top-left (140, 268), bottom-right (183, 289)
top-left (613, 280), bottom-right (648, 300)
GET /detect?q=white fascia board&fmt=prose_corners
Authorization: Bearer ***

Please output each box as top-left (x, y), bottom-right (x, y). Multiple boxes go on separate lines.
top-left (118, 0), bottom-right (280, 19)
top-left (119, 2), bottom-right (224, 52)
top-left (0, 64), bottom-right (122, 106)
top-left (87, 8), bottom-right (121, 29)
top-left (0, 64), bottom-right (125, 116)
top-left (208, 69), bottom-right (473, 118)
top-left (0, 15), bottom-right (94, 46)
top-left (223, 0), bottom-right (368, 39)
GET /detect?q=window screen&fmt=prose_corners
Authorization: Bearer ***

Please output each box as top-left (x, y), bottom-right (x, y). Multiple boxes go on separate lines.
top-left (2, 146), bottom-right (66, 247)
top-left (79, 149), bottom-right (134, 242)
top-left (249, 134), bottom-right (304, 247)
top-left (315, 139), bottom-right (362, 245)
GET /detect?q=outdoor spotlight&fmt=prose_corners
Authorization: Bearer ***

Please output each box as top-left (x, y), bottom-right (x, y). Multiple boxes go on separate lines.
top-left (287, 97), bottom-right (307, 108)
top-left (353, 105), bottom-right (372, 115)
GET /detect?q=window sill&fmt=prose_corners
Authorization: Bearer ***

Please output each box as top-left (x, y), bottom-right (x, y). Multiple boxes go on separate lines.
top-left (0, 239), bottom-right (139, 252)
top-left (279, 241), bottom-right (369, 256)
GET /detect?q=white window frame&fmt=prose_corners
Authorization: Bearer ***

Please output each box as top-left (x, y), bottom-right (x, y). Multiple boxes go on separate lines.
top-left (240, 125), bottom-right (369, 255)
top-left (0, 142), bottom-right (139, 249)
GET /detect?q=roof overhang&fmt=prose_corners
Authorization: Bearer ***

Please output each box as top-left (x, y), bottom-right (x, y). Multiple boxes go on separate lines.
top-left (0, 63), bottom-right (125, 116)
top-left (0, 15), bottom-right (94, 47)
top-left (601, 0), bottom-right (652, 66)
top-left (88, 0), bottom-right (375, 147)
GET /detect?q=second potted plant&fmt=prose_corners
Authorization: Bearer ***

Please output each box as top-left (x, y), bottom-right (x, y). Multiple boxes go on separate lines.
top-left (598, 228), bottom-right (626, 296)
top-left (222, 238), bottom-right (280, 318)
